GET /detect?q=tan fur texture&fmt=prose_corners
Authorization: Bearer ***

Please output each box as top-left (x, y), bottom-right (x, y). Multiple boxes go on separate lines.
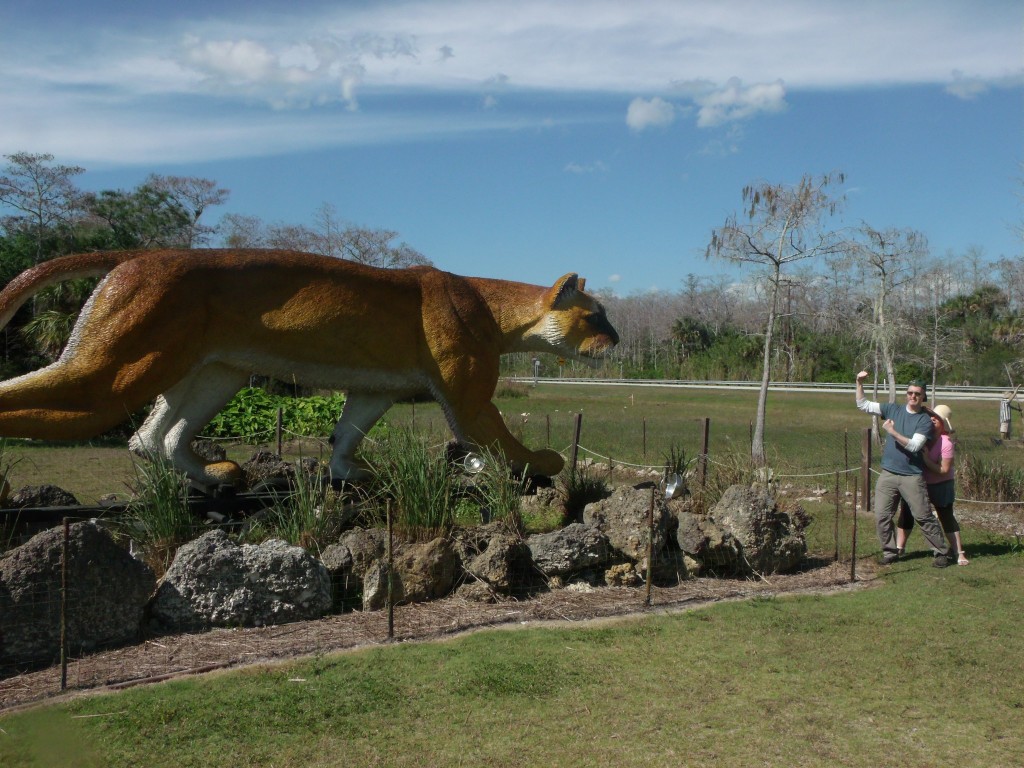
top-left (0, 249), bottom-right (618, 486)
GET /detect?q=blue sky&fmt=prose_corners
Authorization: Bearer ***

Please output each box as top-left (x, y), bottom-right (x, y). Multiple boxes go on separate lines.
top-left (1, 0), bottom-right (1021, 294)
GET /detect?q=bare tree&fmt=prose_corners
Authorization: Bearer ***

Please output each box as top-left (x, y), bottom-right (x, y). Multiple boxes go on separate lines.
top-left (846, 225), bottom-right (929, 401)
top-left (219, 213), bottom-right (268, 248)
top-left (0, 152), bottom-right (85, 262)
top-left (217, 204), bottom-right (431, 269)
top-left (706, 172), bottom-right (846, 469)
top-left (144, 175), bottom-right (229, 247)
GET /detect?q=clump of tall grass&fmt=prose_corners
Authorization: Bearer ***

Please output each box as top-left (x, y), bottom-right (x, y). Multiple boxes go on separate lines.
top-left (0, 440), bottom-right (20, 553)
top-left (121, 453), bottom-right (197, 575)
top-left (363, 427), bottom-right (460, 542)
top-left (690, 446), bottom-right (755, 515)
top-left (958, 450), bottom-right (1024, 503)
top-left (243, 467), bottom-right (346, 556)
top-left (494, 379), bottom-right (530, 399)
top-left (558, 460), bottom-right (609, 524)
top-left (470, 449), bottom-right (530, 536)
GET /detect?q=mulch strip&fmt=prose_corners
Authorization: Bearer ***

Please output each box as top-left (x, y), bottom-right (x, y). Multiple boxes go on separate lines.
top-left (0, 559), bottom-right (872, 713)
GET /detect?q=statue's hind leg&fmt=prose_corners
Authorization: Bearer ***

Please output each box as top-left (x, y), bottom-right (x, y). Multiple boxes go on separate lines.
top-left (132, 363), bottom-right (249, 488)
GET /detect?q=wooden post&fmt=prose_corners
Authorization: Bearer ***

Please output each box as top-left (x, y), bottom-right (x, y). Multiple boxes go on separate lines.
top-left (644, 486), bottom-right (655, 607)
top-left (698, 417), bottom-right (710, 491)
top-left (60, 517), bottom-right (69, 691)
top-left (569, 413), bottom-right (583, 476)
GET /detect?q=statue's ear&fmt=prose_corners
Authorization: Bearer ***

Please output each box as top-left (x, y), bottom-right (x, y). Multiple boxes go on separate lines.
top-left (550, 273), bottom-right (580, 308)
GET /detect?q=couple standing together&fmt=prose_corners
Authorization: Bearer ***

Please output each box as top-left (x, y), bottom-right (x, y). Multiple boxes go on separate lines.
top-left (855, 371), bottom-right (968, 569)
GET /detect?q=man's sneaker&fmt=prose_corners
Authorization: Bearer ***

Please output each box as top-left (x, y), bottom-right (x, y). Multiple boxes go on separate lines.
top-left (881, 552), bottom-right (899, 565)
top-left (932, 554), bottom-right (952, 568)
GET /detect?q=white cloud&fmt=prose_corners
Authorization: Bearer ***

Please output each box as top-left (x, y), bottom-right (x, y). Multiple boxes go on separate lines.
top-left (608, 274), bottom-right (621, 283)
top-left (626, 97), bottom-right (675, 131)
top-left (693, 78), bottom-right (787, 127)
top-left (1, 0), bottom-right (1020, 164)
top-left (565, 160), bottom-right (609, 174)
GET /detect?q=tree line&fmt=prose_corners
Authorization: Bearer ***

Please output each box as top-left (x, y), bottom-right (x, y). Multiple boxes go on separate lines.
top-left (2, 153), bottom-right (1022, 408)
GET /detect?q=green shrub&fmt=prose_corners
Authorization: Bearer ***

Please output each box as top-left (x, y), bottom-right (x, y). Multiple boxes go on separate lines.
top-left (958, 449), bottom-right (1024, 502)
top-left (205, 388), bottom-right (346, 440)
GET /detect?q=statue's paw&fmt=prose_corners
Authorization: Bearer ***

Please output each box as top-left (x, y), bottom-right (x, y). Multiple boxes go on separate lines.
top-left (202, 460), bottom-right (244, 488)
top-left (528, 449), bottom-right (565, 477)
top-left (329, 459), bottom-right (372, 487)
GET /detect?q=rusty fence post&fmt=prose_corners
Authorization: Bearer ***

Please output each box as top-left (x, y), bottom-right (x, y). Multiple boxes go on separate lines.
top-left (698, 417), bottom-right (710, 491)
top-left (644, 486), bottom-right (655, 607)
top-left (386, 501), bottom-right (394, 640)
top-left (569, 413), bottom-right (583, 477)
top-left (60, 517), bottom-right (69, 691)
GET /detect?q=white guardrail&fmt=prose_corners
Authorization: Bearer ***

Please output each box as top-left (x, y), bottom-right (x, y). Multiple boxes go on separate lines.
top-left (505, 377), bottom-right (1011, 400)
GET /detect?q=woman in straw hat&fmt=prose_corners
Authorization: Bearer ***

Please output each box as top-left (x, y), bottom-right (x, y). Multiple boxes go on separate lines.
top-left (896, 404), bottom-right (968, 565)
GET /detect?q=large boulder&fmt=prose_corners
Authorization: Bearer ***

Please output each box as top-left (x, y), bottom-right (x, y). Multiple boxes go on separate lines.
top-left (673, 500), bottom-right (743, 575)
top-left (0, 522), bottom-right (155, 668)
top-left (149, 530), bottom-right (331, 630)
top-left (527, 523), bottom-right (610, 577)
top-left (680, 485), bottom-right (807, 575)
top-left (454, 522), bottom-right (533, 595)
top-left (582, 486), bottom-right (670, 571)
top-left (320, 527), bottom-right (388, 610)
top-left (5, 484), bottom-right (79, 509)
top-left (362, 537), bottom-right (460, 611)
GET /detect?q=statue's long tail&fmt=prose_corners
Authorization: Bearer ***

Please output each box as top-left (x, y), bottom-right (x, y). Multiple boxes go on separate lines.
top-left (0, 250), bottom-right (142, 331)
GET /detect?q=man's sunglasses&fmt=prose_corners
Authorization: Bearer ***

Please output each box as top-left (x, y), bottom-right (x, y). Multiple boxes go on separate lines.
top-left (906, 390), bottom-right (924, 398)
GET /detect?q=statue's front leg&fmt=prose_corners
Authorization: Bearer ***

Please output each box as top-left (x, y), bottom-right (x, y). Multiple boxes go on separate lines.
top-left (457, 401), bottom-right (564, 477)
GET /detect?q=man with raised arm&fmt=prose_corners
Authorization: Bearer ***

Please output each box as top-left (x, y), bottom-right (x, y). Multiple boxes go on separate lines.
top-left (855, 371), bottom-right (952, 568)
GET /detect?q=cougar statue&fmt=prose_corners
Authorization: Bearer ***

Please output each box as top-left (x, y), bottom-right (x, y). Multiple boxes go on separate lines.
top-left (0, 249), bottom-right (619, 488)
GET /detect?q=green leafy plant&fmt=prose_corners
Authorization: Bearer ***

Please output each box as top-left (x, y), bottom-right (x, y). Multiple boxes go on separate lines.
top-left (205, 388), bottom-right (346, 440)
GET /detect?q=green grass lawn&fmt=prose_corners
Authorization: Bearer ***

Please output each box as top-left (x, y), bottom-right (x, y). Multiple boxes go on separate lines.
top-left (1, 384), bottom-right (1023, 766)
top-left (1, 531), bottom-right (1021, 767)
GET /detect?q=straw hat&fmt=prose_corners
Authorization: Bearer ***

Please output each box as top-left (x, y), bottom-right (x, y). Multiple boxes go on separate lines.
top-left (931, 404), bottom-right (953, 433)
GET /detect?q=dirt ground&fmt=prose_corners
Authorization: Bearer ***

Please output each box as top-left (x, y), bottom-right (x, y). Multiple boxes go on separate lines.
top-left (0, 558), bottom-right (870, 714)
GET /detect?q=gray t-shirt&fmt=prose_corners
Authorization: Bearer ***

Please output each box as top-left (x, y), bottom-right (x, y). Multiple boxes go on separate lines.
top-left (877, 402), bottom-right (933, 475)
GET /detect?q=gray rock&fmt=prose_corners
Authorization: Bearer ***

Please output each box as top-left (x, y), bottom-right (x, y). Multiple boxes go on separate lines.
top-left (673, 501), bottom-right (743, 575)
top-left (320, 527), bottom-right (388, 610)
top-left (709, 485), bottom-right (807, 574)
top-left (527, 523), bottom-right (609, 577)
top-left (0, 522), bottom-right (154, 668)
top-left (454, 522), bottom-right (532, 594)
top-left (5, 484), bottom-right (79, 509)
top-left (150, 530), bottom-right (331, 630)
top-left (361, 537), bottom-right (460, 611)
top-left (582, 485), bottom-right (669, 571)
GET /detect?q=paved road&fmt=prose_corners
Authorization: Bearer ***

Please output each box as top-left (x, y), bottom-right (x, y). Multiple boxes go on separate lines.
top-left (508, 377), bottom-right (1009, 400)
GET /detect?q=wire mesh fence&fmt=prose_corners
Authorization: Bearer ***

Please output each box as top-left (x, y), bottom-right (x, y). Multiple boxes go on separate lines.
top-left (2, 401), bottom-right (1021, 711)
